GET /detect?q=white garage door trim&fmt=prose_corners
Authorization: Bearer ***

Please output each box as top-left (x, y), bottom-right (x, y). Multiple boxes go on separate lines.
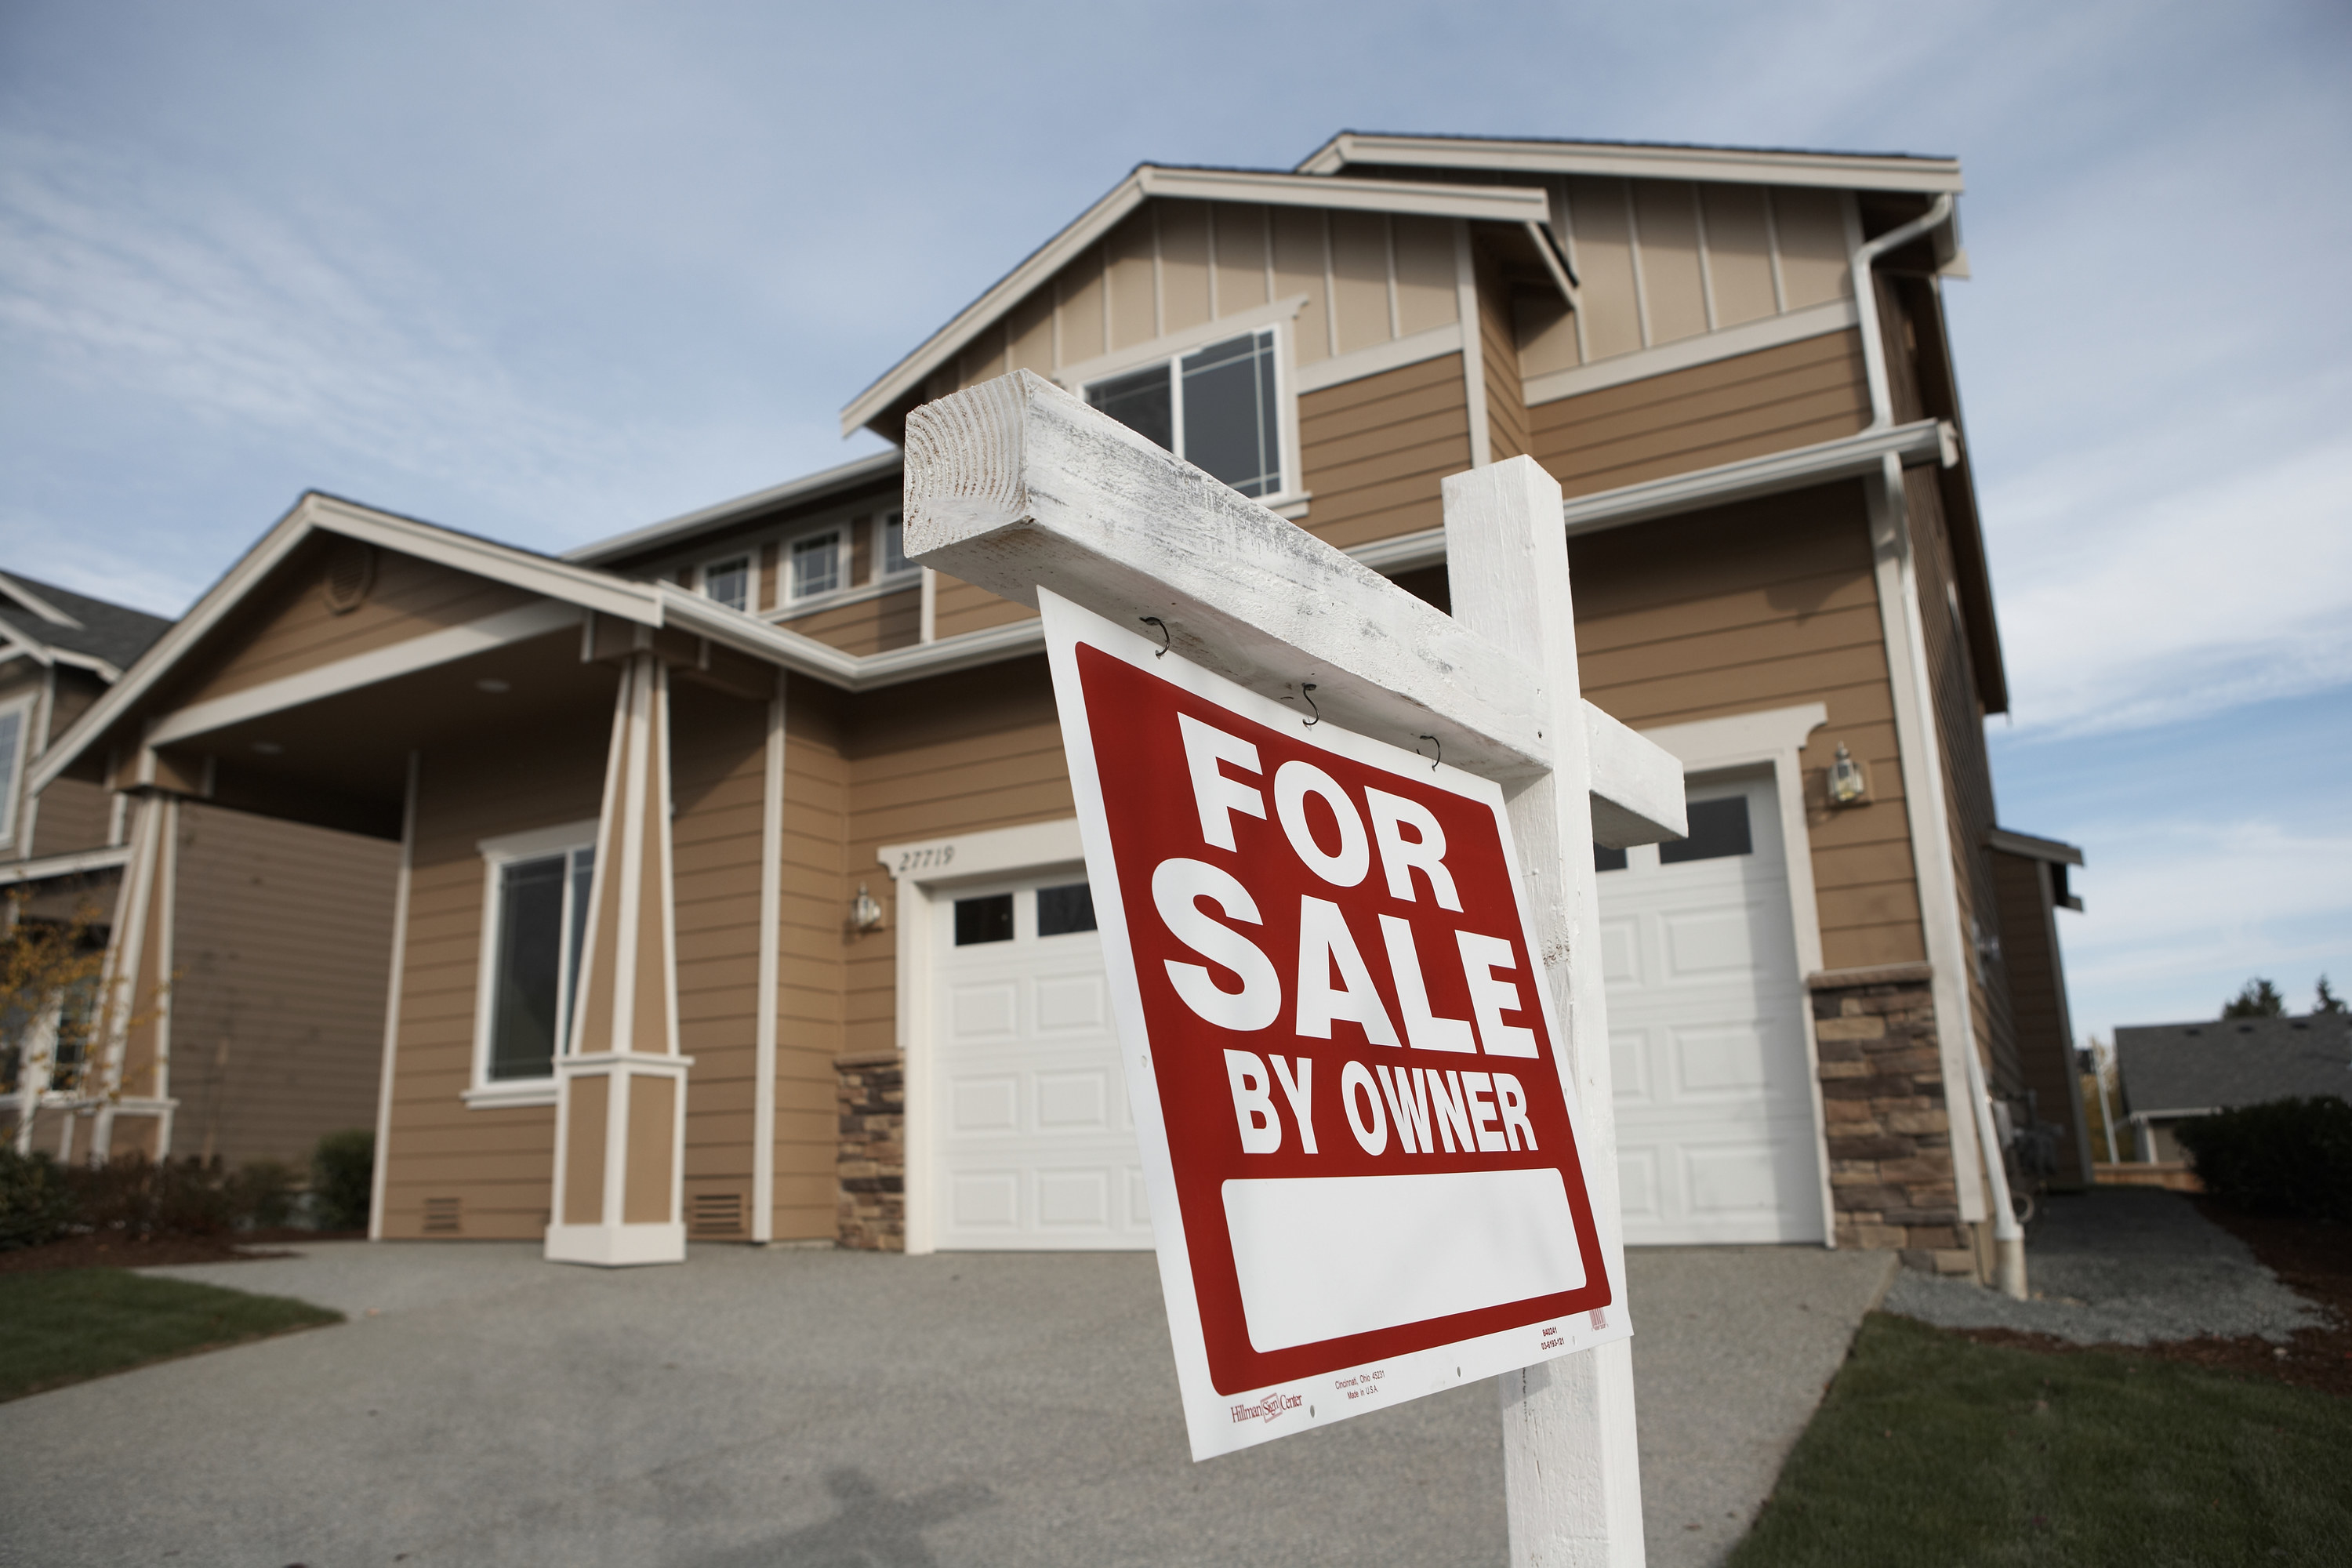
top-left (1636, 703), bottom-right (1835, 1247)
top-left (880, 818), bottom-right (1089, 1255)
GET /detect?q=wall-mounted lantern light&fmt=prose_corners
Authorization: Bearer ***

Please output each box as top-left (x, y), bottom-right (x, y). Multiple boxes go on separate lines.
top-left (1828, 742), bottom-right (1869, 807)
top-left (850, 884), bottom-right (886, 933)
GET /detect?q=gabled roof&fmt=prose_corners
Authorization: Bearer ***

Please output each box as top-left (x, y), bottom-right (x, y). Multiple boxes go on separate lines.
top-left (565, 449), bottom-right (903, 568)
top-left (1295, 131), bottom-right (1965, 193)
top-left (2116, 1015), bottom-right (2352, 1116)
top-left (0, 569), bottom-right (171, 679)
top-left (838, 162), bottom-right (1552, 438)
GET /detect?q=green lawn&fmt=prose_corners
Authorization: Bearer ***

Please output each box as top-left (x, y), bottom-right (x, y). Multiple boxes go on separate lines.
top-left (0, 1269), bottom-right (341, 1402)
top-left (1730, 1313), bottom-right (2351, 1568)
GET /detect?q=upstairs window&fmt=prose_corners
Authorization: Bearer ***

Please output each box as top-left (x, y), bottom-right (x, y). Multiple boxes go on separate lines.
top-left (880, 510), bottom-right (910, 577)
top-left (0, 695), bottom-right (28, 845)
top-left (700, 554), bottom-right (750, 612)
top-left (789, 531), bottom-right (842, 601)
top-left (1087, 328), bottom-right (1283, 499)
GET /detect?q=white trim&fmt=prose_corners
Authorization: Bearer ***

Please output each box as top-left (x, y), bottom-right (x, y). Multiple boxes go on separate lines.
top-left (1524, 299), bottom-right (1859, 406)
top-left (1564, 420), bottom-right (1947, 534)
top-left (695, 550), bottom-right (754, 615)
top-left (566, 450), bottom-right (902, 566)
top-left (0, 572), bottom-right (83, 627)
top-left (1454, 220), bottom-right (1490, 468)
top-left (840, 166), bottom-right (1550, 436)
top-left (1295, 132), bottom-right (1965, 194)
top-left (751, 672), bottom-right (785, 1242)
top-left (368, 752), bottom-right (418, 1239)
top-left (1868, 455), bottom-right (1987, 1222)
top-left (878, 817), bottom-right (1087, 1256)
top-left (1052, 294), bottom-right (1308, 392)
top-left (0, 843), bottom-right (132, 886)
top-left (0, 690), bottom-right (36, 846)
top-left (760, 568), bottom-right (920, 626)
top-left (469, 817), bottom-right (600, 1101)
top-left (1637, 702), bottom-right (1837, 1245)
top-left (1987, 826), bottom-right (2083, 866)
top-left (1292, 321), bottom-right (1466, 394)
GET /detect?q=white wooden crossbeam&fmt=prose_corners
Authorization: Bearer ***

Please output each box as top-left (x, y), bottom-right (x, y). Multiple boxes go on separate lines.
top-left (902, 370), bottom-right (1687, 846)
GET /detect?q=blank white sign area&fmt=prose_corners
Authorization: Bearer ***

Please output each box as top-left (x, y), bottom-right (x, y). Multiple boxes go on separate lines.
top-left (1221, 1169), bottom-right (1587, 1353)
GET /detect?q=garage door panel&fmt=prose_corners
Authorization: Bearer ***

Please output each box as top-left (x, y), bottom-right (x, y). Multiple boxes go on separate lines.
top-left (1610, 1028), bottom-right (1653, 1104)
top-left (949, 1075), bottom-right (1021, 1133)
top-left (1616, 1145), bottom-right (1661, 1221)
top-left (1672, 1021), bottom-right (1784, 1098)
top-left (1036, 1069), bottom-right (1112, 1129)
top-left (949, 982), bottom-right (1020, 1039)
top-left (1661, 907), bottom-right (1763, 978)
top-left (951, 1172), bottom-right (1021, 1229)
top-left (1600, 916), bottom-right (1641, 984)
top-left (1035, 972), bottom-right (1109, 1032)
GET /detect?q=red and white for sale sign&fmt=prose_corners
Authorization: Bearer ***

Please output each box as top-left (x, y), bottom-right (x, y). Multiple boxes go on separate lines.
top-left (1043, 589), bottom-right (1631, 1460)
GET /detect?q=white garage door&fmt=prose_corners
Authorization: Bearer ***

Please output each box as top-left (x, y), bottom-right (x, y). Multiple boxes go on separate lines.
top-left (930, 874), bottom-right (1153, 1250)
top-left (1599, 775), bottom-right (1824, 1245)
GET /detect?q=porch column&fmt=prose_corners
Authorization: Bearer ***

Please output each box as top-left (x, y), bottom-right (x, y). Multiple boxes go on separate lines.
top-left (546, 652), bottom-right (692, 1266)
top-left (91, 791), bottom-right (180, 1161)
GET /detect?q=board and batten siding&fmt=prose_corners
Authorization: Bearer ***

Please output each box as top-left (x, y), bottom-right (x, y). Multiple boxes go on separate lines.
top-left (1567, 481), bottom-right (1926, 971)
top-left (1529, 332), bottom-right (1871, 499)
top-left (167, 802), bottom-right (399, 1167)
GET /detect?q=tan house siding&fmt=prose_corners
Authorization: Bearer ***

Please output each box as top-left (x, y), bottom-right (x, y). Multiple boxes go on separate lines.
top-left (772, 678), bottom-right (851, 1237)
top-left (172, 543), bottom-right (535, 710)
top-left (167, 803), bottom-right (398, 1167)
top-left (1567, 481), bottom-right (1927, 970)
top-left (1529, 331), bottom-right (1871, 499)
top-left (931, 579), bottom-right (1036, 641)
top-left (1991, 851), bottom-right (2086, 1183)
top-left (1295, 352), bottom-right (1472, 554)
top-left (29, 778), bottom-right (111, 858)
top-left (1476, 245), bottom-right (1529, 463)
top-left (379, 705), bottom-right (612, 1240)
top-left (779, 588), bottom-right (921, 657)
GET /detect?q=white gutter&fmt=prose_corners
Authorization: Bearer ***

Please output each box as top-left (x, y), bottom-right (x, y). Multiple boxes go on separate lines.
top-left (1854, 195), bottom-right (1955, 431)
top-left (1964, 1045), bottom-right (2027, 1299)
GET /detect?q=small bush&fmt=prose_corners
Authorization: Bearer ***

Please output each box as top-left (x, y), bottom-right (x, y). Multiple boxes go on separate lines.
top-left (2176, 1096), bottom-right (2352, 1223)
top-left (69, 1156), bottom-right (238, 1239)
top-left (0, 1146), bottom-right (78, 1250)
top-left (311, 1129), bottom-right (374, 1232)
top-left (226, 1160), bottom-right (299, 1230)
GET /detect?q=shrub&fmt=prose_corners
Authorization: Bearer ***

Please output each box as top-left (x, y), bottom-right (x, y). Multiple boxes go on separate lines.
top-left (311, 1129), bottom-right (374, 1232)
top-left (68, 1155), bottom-right (237, 1239)
top-left (2176, 1096), bottom-right (2352, 1223)
top-left (0, 1145), bottom-right (78, 1250)
top-left (226, 1159), bottom-right (299, 1229)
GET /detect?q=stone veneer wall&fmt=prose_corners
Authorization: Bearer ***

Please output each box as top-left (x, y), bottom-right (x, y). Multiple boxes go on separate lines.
top-left (836, 1051), bottom-right (906, 1250)
top-left (1809, 965), bottom-right (1974, 1276)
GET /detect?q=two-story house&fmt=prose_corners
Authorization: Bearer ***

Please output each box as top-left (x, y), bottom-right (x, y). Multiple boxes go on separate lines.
top-left (34, 132), bottom-right (2085, 1278)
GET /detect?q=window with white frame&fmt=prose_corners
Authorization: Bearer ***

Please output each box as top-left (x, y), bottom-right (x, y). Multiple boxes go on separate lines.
top-left (699, 554), bottom-right (751, 613)
top-left (1086, 328), bottom-right (1284, 499)
top-left (477, 824), bottom-right (597, 1084)
top-left (0, 693), bottom-right (33, 847)
top-left (788, 529), bottom-right (843, 602)
top-left (880, 510), bottom-right (910, 578)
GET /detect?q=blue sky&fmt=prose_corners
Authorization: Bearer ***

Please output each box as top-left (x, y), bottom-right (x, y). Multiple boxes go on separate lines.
top-left (2, 0), bottom-right (2346, 1040)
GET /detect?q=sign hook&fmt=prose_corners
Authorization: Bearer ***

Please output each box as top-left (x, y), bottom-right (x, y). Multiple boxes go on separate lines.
top-left (1299, 683), bottom-right (1320, 726)
top-left (1416, 734), bottom-right (1441, 772)
top-left (1138, 616), bottom-right (1171, 658)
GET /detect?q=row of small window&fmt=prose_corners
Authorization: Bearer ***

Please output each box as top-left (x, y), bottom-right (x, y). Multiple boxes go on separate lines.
top-left (1592, 797), bottom-right (1753, 872)
top-left (697, 512), bottom-right (913, 615)
top-left (953, 883), bottom-right (1098, 946)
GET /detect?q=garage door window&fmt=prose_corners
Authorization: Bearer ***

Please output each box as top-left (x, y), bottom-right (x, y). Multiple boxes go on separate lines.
top-left (954, 893), bottom-right (1014, 946)
top-left (1037, 882), bottom-right (1097, 936)
top-left (1658, 796), bottom-right (1753, 864)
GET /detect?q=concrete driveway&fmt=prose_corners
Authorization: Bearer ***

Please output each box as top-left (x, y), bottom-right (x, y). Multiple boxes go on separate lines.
top-left (2, 1242), bottom-right (1890, 1568)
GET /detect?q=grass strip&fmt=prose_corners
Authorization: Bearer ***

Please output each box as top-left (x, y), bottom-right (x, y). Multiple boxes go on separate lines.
top-left (1730, 1312), bottom-right (2351, 1568)
top-left (0, 1268), bottom-right (341, 1402)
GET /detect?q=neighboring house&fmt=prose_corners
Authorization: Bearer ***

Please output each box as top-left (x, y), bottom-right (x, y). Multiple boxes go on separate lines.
top-left (2115, 1014), bottom-right (2352, 1162)
top-left (0, 568), bottom-right (397, 1167)
top-left (34, 130), bottom-right (2084, 1282)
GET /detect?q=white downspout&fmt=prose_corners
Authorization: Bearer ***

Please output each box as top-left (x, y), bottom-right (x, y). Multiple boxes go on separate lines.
top-left (1853, 191), bottom-right (2025, 1299)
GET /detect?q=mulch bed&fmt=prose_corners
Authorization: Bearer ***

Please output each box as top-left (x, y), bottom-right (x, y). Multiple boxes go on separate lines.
top-left (0, 1229), bottom-right (361, 1275)
top-left (1951, 1200), bottom-right (2352, 1398)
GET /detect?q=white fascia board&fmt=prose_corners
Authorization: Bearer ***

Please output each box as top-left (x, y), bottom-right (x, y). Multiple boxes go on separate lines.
top-left (30, 493), bottom-right (666, 796)
top-left (1563, 419), bottom-right (1947, 535)
top-left (1296, 132), bottom-right (1965, 194)
top-left (0, 844), bottom-right (133, 885)
top-left (837, 166), bottom-right (1552, 438)
top-left (564, 450), bottom-right (904, 566)
top-left (0, 572), bottom-right (85, 628)
top-left (1987, 826), bottom-right (2085, 866)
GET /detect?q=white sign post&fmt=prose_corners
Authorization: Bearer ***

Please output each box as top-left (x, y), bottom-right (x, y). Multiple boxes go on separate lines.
top-left (905, 370), bottom-right (1684, 1566)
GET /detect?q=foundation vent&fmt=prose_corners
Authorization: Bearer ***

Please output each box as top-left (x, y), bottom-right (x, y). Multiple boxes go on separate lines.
top-left (421, 1197), bottom-right (463, 1235)
top-left (690, 1192), bottom-right (746, 1238)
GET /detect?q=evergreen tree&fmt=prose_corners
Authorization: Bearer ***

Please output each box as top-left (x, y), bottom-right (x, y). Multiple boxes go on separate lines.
top-left (2221, 978), bottom-right (2285, 1018)
top-left (2317, 975), bottom-right (2347, 1016)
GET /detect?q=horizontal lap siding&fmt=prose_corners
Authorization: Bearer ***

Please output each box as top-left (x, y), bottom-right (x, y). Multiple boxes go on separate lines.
top-left (1298, 354), bottom-right (1472, 553)
top-left (380, 709), bottom-right (612, 1240)
top-left (167, 804), bottom-right (400, 1167)
top-left (780, 589), bottom-right (920, 656)
top-left (1568, 481), bottom-right (1926, 970)
top-left (1477, 243), bottom-right (1529, 463)
top-left (772, 680), bottom-right (850, 1236)
top-left (29, 777), bottom-right (111, 859)
top-left (176, 543), bottom-right (535, 707)
top-left (932, 579), bottom-right (1036, 641)
top-left (1530, 332), bottom-right (1870, 499)
top-left (838, 659), bottom-right (1071, 1065)
top-left (1993, 852), bottom-right (2085, 1181)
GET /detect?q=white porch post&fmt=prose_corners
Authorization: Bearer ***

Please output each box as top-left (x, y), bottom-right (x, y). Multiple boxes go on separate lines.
top-left (545, 651), bottom-right (692, 1266)
top-left (90, 790), bottom-right (180, 1161)
top-left (1446, 458), bottom-right (1646, 1568)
